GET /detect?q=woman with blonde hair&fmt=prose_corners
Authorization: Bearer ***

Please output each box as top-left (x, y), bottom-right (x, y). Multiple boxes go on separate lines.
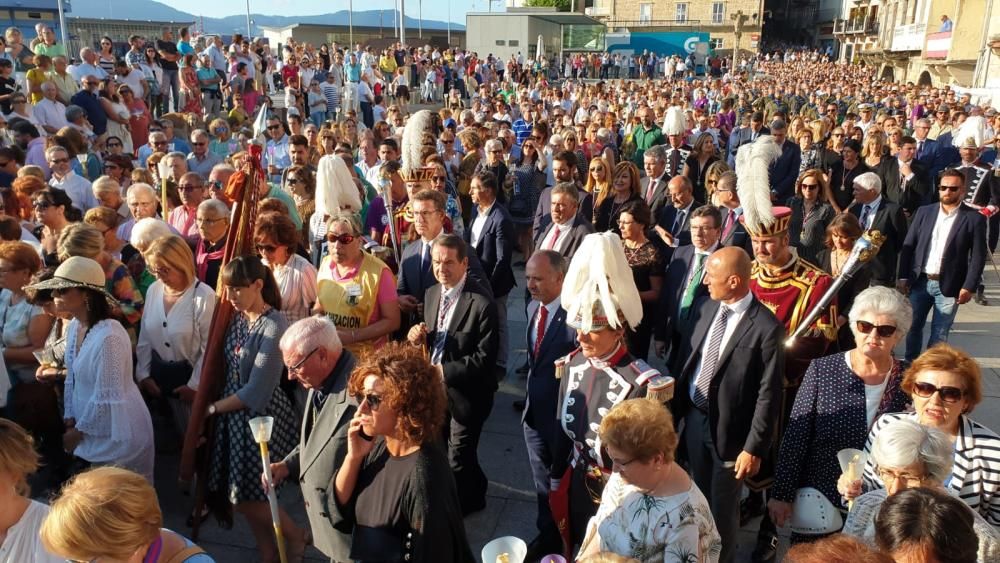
top-left (0, 419), bottom-right (62, 563)
top-left (593, 161), bottom-right (642, 234)
top-left (861, 127), bottom-right (887, 172)
top-left (584, 155), bottom-right (612, 197)
top-left (703, 160), bottom-right (731, 205)
top-left (40, 467), bottom-right (212, 562)
top-left (84, 206), bottom-right (127, 260)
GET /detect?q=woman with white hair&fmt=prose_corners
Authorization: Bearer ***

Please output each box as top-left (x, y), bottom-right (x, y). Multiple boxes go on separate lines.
top-left (128, 217), bottom-right (174, 297)
top-left (768, 286), bottom-right (913, 541)
top-left (842, 418), bottom-right (1000, 561)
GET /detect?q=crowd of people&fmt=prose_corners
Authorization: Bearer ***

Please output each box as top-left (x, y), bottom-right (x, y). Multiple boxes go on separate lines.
top-left (0, 24), bottom-right (998, 563)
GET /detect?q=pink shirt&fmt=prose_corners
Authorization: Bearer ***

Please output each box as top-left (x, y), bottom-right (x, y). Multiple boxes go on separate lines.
top-left (328, 260), bottom-right (398, 325)
top-left (167, 205), bottom-right (199, 242)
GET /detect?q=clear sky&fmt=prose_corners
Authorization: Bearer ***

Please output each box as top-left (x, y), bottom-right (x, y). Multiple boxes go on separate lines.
top-left (164, 0), bottom-right (501, 24)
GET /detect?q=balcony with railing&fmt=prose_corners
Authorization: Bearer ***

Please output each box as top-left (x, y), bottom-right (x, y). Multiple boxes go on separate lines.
top-left (888, 23), bottom-right (926, 51)
top-left (924, 30), bottom-right (951, 59)
top-left (833, 17), bottom-right (879, 35)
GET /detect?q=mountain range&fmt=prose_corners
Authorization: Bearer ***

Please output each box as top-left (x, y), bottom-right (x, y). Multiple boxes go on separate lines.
top-left (68, 0), bottom-right (465, 35)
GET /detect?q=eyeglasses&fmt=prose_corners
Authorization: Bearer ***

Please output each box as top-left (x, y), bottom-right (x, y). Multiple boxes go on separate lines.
top-left (912, 381), bottom-right (965, 403)
top-left (610, 455), bottom-right (637, 468)
top-left (938, 184), bottom-right (962, 192)
top-left (150, 265), bottom-right (172, 278)
top-left (196, 217), bottom-right (224, 225)
top-left (286, 178), bottom-right (301, 185)
top-left (799, 183), bottom-right (819, 190)
top-left (208, 180), bottom-right (223, 191)
top-left (178, 184), bottom-right (202, 192)
top-left (152, 141), bottom-right (168, 147)
top-left (856, 320), bottom-right (897, 337)
top-left (355, 392), bottom-right (383, 411)
top-left (289, 347), bottom-right (319, 373)
top-left (191, 141), bottom-right (206, 146)
top-left (431, 175), bottom-right (447, 182)
top-left (876, 466), bottom-right (926, 487)
top-left (32, 201), bottom-right (53, 210)
top-left (327, 233), bottom-right (356, 245)
top-left (256, 243), bottom-right (278, 253)
top-left (441, 139), bottom-right (454, 144)
top-left (267, 125), bottom-right (282, 130)
top-left (48, 158), bottom-right (69, 165)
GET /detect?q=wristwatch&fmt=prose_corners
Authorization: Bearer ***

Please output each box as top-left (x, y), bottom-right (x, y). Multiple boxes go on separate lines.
top-left (208, 403), bottom-right (217, 416)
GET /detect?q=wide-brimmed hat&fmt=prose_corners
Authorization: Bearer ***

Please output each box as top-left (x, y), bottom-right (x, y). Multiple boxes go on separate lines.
top-left (25, 256), bottom-right (119, 306)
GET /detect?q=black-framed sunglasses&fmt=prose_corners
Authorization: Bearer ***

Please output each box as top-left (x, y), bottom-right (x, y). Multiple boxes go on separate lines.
top-left (912, 381), bottom-right (965, 403)
top-left (327, 233), bottom-right (356, 245)
top-left (208, 180), bottom-right (223, 191)
top-left (286, 177), bottom-right (301, 185)
top-left (289, 346), bottom-right (318, 372)
top-left (856, 320), bottom-right (897, 337)
top-left (938, 184), bottom-right (962, 192)
top-left (32, 201), bottom-right (53, 210)
top-left (178, 184), bottom-right (202, 192)
top-left (355, 392), bottom-right (383, 411)
top-left (256, 243), bottom-right (278, 253)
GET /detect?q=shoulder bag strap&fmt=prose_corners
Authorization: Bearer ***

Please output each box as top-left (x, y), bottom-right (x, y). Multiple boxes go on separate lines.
top-left (163, 545), bottom-right (207, 563)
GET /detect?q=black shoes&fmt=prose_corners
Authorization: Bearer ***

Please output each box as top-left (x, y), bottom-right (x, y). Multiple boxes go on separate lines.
top-left (751, 532), bottom-right (779, 563)
top-left (976, 287), bottom-right (989, 305)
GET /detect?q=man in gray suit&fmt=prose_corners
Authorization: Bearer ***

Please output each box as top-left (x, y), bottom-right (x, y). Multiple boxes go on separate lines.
top-left (270, 316), bottom-right (358, 562)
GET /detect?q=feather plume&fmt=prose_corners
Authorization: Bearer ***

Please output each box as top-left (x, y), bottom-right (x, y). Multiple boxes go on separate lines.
top-left (664, 106), bottom-right (686, 136)
top-left (735, 135), bottom-right (782, 233)
top-left (561, 232), bottom-right (642, 332)
top-left (315, 155), bottom-right (362, 217)
top-left (402, 109), bottom-right (435, 175)
top-left (953, 115), bottom-right (987, 149)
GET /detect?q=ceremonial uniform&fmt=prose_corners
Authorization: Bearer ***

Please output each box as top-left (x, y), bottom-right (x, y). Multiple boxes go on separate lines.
top-left (664, 144), bottom-right (692, 179)
top-left (959, 161), bottom-right (1000, 252)
top-left (549, 345), bottom-right (669, 544)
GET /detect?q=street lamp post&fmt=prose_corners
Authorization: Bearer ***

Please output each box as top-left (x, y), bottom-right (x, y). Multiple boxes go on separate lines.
top-left (400, 0), bottom-right (406, 45)
top-left (246, 0), bottom-right (252, 37)
top-left (349, 0), bottom-right (354, 48)
top-left (447, 0), bottom-right (451, 45)
top-left (731, 10), bottom-right (748, 75)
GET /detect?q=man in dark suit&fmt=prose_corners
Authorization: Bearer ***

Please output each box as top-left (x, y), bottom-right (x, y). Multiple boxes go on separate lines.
top-left (467, 170), bottom-right (515, 373)
top-left (273, 317), bottom-right (358, 562)
top-left (673, 246), bottom-right (785, 563)
top-left (654, 205), bottom-right (722, 366)
top-left (398, 189), bottom-right (489, 329)
top-left (898, 168), bottom-right (987, 362)
top-left (848, 171), bottom-right (908, 286)
top-left (914, 117), bottom-right (947, 182)
top-left (715, 171), bottom-right (752, 251)
top-left (533, 182), bottom-right (595, 260)
top-left (727, 111), bottom-right (769, 168)
top-left (768, 120), bottom-right (802, 202)
top-left (408, 234), bottom-right (499, 515)
top-left (521, 250), bottom-right (576, 560)
top-left (654, 175), bottom-right (703, 251)
top-left (533, 150), bottom-right (593, 240)
top-left (881, 136), bottom-right (932, 216)
top-left (641, 144), bottom-right (671, 220)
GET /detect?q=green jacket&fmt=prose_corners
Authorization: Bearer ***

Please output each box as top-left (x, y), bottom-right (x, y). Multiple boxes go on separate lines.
top-left (631, 125), bottom-right (666, 167)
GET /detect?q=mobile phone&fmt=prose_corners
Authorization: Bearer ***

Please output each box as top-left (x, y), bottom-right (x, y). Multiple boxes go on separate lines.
top-left (358, 426), bottom-right (373, 442)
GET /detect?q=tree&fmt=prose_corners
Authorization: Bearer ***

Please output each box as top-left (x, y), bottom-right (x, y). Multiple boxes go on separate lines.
top-left (524, 0), bottom-right (572, 11)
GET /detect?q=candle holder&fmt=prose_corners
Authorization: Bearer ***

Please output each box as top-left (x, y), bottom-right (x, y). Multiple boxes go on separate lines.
top-left (248, 416), bottom-right (287, 563)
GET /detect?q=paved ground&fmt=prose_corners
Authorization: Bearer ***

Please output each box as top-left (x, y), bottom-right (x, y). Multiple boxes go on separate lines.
top-left (150, 253), bottom-right (1000, 563)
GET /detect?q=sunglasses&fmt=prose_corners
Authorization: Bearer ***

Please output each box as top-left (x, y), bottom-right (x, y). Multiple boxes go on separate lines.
top-left (355, 392), bottom-right (383, 411)
top-left (267, 125), bottom-right (282, 130)
top-left (799, 183), bottom-right (819, 190)
top-left (32, 201), bottom-right (53, 210)
top-left (209, 180), bottom-right (223, 191)
top-left (912, 381), bottom-right (965, 403)
top-left (327, 233), bottom-right (356, 245)
top-left (178, 184), bottom-right (202, 192)
top-left (442, 140), bottom-right (454, 144)
top-left (256, 243), bottom-right (278, 253)
top-left (856, 320), bottom-right (897, 337)
top-left (938, 184), bottom-right (962, 192)
top-left (286, 178), bottom-right (301, 185)
top-left (48, 158), bottom-right (69, 165)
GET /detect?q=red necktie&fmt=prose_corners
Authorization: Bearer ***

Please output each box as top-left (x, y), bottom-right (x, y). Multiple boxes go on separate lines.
top-left (533, 305), bottom-right (548, 357)
top-left (545, 226), bottom-right (561, 250)
top-left (722, 209), bottom-right (735, 237)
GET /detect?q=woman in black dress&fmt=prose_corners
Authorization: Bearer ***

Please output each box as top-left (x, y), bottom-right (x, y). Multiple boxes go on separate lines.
top-left (593, 161), bottom-right (642, 234)
top-left (618, 200), bottom-right (664, 361)
top-left (335, 342), bottom-right (474, 563)
top-left (828, 139), bottom-right (870, 212)
top-left (681, 132), bottom-right (720, 204)
top-left (816, 213), bottom-right (873, 351)
top-left (787, 168), bottom-right (836, 264)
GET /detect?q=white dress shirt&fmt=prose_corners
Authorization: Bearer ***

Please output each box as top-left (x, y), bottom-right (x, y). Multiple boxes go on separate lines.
top-left (529, 297), bottom-right (560, 352)
top-left (541, 217), bottom-right (574, 252)
top-left (48, 171), bottom-right (97, 212)
top-left (33, 98), bottom-right (68, 132)
top-left (470, 202), bottom-right (495, 247)
top-left (858, 196), bottom-right (882, 230)
top-left (925, 205), bottom-right (960, 276)
top-left (689, 291), bottom-right (754, 402)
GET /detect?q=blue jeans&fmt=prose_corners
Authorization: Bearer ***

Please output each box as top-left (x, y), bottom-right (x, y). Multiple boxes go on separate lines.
top-left (161, 69), bottom-right (180, 114)
top-left (905, 276), bottom-right (959, 362)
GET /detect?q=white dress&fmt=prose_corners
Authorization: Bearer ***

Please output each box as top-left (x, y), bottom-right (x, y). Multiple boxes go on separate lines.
top-left (582, 474), bottom-right (722, 563)
top-left (0, 501), bottom-right (62, 563)
top-left (64, 318), bottom-right (154, 481)
top-left (106, 101), bottom-right (133, 154)
top-left (265, 254), bottom-right (318, 325)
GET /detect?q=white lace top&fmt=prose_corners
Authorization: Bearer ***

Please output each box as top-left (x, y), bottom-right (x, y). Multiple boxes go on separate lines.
top-left (0, 501), bottom-right (62, 563)
top-left (64, 319), bottom-right (154, 481)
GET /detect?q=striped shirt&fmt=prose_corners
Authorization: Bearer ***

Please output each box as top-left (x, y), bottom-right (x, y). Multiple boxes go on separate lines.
top-left (862, 412), bottom-right (1000, 527)
top-left (512, 118), bottom-right (533, 147)
top-left (320, 82), bottom-right (340, 113)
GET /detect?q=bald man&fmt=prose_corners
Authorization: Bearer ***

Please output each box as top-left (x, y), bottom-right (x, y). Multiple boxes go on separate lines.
top-left (672, 246), bottom-right (785, 563)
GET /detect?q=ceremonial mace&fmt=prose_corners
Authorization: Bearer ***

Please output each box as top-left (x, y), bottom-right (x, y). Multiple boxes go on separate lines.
top-left (248, 416), bottom-right (288, 563)
top-left (785, 229), bottom-right (886, 347)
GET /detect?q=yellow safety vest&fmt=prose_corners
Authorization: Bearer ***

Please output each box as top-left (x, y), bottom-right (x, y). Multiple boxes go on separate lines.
top-left (317, 253), bottom-right (392, 360)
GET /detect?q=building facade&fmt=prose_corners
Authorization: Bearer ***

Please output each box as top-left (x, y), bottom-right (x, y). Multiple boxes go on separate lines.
top-left (586, 0), bottom-right (764, 58)
top-left (0, 0), bottom-right (60, 46)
